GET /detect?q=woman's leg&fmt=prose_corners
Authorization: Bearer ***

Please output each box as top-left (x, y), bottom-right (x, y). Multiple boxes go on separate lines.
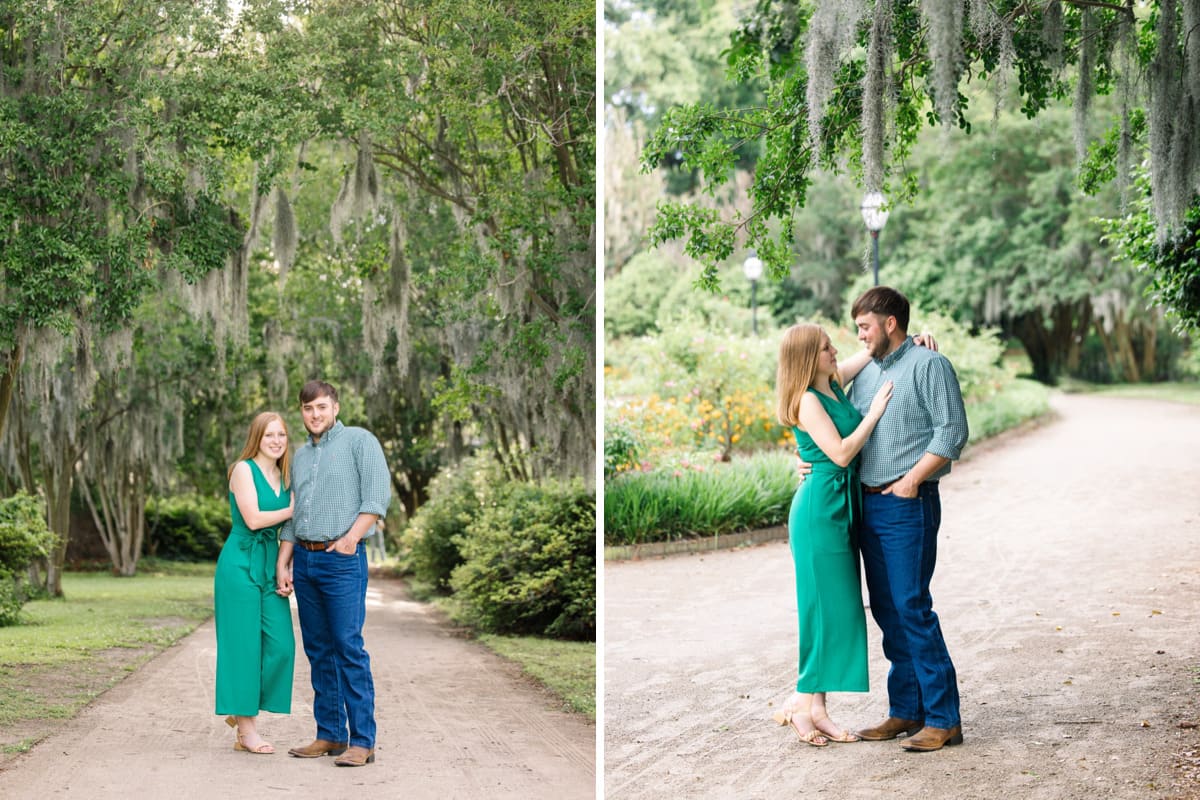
top-left (810, 693), bottom-right (859, 742)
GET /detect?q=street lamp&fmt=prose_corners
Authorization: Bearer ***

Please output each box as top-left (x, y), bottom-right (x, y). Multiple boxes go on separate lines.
top-left (743, 251), bottom-right (764, 336)
top-left (860, 191), bottom-right (890, 286)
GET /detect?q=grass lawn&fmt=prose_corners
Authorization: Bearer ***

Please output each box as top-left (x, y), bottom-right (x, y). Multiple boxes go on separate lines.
top-left (0, 562), bottom-right (215, 756)
top-left (1067, 380), bottom-right (1200, 405)
top-left (477, 633), bottom-right (596, 719)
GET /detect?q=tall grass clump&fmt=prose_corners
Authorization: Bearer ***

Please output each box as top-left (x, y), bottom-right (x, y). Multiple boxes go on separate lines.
top-left (604, 450), bottom-right (796, 546)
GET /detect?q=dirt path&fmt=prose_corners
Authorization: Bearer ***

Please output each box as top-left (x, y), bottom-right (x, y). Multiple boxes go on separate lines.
top-left (0, 574), bottom-right (595, 799)
top-left (604, 392), bottom-right (1200, 800)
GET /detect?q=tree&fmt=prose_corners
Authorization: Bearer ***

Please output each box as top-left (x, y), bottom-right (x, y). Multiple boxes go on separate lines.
top-left (293, 0), bottom-right (596, 484)
top-left (0, 1), bottom-right (302, 592)
top-left (641, 0), bottom-right (1200, 334)
top-left (880, 100), bottom-right (1156, 382)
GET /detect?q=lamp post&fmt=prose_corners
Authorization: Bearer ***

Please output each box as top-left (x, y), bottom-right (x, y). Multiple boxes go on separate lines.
top-left (860, 191), bottom-right (890, 286)
top-left (743, 251), bottom-right (763, 336)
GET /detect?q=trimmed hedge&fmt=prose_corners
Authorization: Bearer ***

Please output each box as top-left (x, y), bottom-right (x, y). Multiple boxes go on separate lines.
top-left (450, 479), bottom-right (595, 641)
top-left (145, 493), bottom-right (231, 561)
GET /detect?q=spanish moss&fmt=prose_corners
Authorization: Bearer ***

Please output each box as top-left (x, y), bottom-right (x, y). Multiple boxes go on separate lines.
top-left (861, 0), bottom-right (893, 192)
top-left (273, 186), bottom-right (298, 278)
top-left (1074, 9), bottom-right (1096, 165)
top-left (330, 136), bottom-right (383, 245)
top-left (1150, 0), bottom-right (1185, 240)
top-left (922, 0), bottom-right (965, 127)
top-left (806, 0), bottom-right (867, 147)
top-left (1041, 0), bottom-right (1065, 73)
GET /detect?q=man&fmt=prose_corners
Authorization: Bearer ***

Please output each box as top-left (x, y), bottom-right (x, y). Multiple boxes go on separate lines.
top-left (844, 286), bottom-right (969, 752)
top-left (277, 380), bottom-right (391, 767)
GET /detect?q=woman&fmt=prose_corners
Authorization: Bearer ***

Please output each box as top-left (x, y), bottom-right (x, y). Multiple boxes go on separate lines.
top-left (214, 412), bottom-right (296, 754)
top-left (773, 324), bottom-right (892, 746)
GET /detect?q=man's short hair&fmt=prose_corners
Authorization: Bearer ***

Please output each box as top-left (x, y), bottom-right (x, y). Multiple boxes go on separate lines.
top-left (851, 286), bottom-right (910, 332)
top-left (299, 380), bottom-right (338, 404)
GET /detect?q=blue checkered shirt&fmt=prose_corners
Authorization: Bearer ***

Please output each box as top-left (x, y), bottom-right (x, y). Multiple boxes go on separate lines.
top-left (280, 421), bottom-right (391, 543)
top-left (846, 337), bottom-right (969, 487)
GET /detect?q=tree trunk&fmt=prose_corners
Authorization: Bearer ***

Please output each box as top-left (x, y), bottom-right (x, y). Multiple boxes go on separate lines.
top-left (1113, 315), bottom-right (1141, 382)
top-left (1093, 322), bottom-right (1121, 381)
top-left (42, 442), bottom-right (75, 597)
top-left (1011, 311), bottom-right (1055, 384)
top-left (1066, 301), bottom-right (1092, 374)
top-left (1140, 320), bottom-right (1158, 379)
top-left (79, 458), bottom-right (145, 577)
top-left (0, 335), bottom-right (22, 446)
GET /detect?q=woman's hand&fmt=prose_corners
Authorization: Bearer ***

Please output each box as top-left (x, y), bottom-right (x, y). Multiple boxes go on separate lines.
top-left (913, 332), bottom-right (938, 351)
top-left (275, 562), bottom-right (293, 597)
top-left (869, 380), bottom-right (894, 419)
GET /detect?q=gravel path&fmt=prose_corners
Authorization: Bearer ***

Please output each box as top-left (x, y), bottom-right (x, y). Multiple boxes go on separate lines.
top-left (603, 392), bottom-right (1200, 800)
top-left (0, 574), bottom-right (595, 799)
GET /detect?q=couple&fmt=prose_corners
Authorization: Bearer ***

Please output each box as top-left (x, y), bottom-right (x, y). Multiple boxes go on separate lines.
top-left (212, 380), bottom-right (391, 766)
top-left (774, 286), bottom-right (969, 752)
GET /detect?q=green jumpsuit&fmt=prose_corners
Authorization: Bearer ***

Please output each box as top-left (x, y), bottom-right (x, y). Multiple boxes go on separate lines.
top-left (214, 460), bottom-right (295, 716)
top-left (787, 385), bottom-right (869, 693)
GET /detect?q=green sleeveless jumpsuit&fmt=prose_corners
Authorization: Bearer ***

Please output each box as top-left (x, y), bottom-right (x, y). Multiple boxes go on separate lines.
top-left (214, 460), bottom-right (295, 716)
top-left (787, 385), bottom-right (869, 693)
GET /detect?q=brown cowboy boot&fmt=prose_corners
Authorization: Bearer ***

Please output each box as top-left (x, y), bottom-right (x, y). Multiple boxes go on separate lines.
top-left (901, 725), bottom-right (964, 752)
top-left (857, 716), bottom-right (924, 741)
top-left (287, 739), bottom-right (348, 758)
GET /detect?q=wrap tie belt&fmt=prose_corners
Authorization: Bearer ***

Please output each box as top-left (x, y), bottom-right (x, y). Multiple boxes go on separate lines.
top-left (808, 462), bottom-right (862, 543)
top-left (231, 527), bottom-right (280, 590)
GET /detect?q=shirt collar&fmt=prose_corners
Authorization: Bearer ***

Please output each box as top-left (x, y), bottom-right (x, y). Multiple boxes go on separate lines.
top-left (877, 337), bottom-right (914, 369)
top-left (309, 419), bottom-right (345, 445)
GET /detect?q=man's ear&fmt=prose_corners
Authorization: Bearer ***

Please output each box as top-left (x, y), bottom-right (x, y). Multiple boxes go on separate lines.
top-left (884, 315), bottom-right (898, 336)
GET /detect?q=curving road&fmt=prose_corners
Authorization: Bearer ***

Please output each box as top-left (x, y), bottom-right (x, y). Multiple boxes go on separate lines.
top-left (604, 392), bottom-right (1200, 799)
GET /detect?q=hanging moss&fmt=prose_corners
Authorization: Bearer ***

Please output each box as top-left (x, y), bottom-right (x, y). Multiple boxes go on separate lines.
top-left (1115, 15), bottom-right (1138, 205)
top-left (861, 0), bottom-right (893, 191)
top-left (1073, 9), bottom-right (1096, 164)
top-left (272, 186), bottom-right (298, 278)
top-left (806, 0), bottom-right (867, 147)
top-left (922, 0), bottom-right (965, 128)
top-left (1041, 0), bottom-right (1064, 72)
top-left (1149, 0), bottom-right (1185, 241)
top-left (330, 137), bottom-right (382, 244)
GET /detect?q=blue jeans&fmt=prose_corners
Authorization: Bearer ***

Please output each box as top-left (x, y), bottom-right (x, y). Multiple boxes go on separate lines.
top-left (293, 542), bottom-right (376, 748)
top-left (860, 483), bottom-right (960, 729)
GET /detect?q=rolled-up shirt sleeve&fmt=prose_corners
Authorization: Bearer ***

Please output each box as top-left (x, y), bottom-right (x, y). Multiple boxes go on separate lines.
top-left (355, 432), bottom-right (392, 519)
top-left (279, 518), bottom-right (296, 543)
top-left (919, 356), bottom-right (969, 460)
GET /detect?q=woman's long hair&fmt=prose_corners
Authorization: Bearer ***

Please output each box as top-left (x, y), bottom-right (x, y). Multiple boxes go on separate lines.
top-left (776, 323), bottom-right (825, 427)
top-left (227, 412), bottom-right (292, 488)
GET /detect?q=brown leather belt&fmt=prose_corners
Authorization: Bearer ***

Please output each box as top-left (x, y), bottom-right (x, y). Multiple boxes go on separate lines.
top-left (295, 539), bottom-right (329, 551)
top-left (862, 483), bottom-right (891, 494)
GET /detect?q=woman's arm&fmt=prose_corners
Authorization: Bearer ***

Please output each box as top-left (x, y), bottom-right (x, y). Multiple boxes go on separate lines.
top-left (837, 351), bottom-right (872, 386)
top-left (798, 381), bottom-right (894, 468)
top-left (229, 461), bottom-right (294, 530)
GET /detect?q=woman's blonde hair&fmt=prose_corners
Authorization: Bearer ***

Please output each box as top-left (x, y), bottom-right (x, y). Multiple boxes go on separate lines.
top-left (227, 412), bottom-right (292, 487)
top-left (776, 323), bottom-right (826, 427)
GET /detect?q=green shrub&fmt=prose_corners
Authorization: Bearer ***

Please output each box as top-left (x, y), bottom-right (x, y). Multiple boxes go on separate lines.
top-left (450, 479), bottom-right (595, 640)
top-left (145, 493), bottom-right (231, 561)
top-left (603, 419), bottom-right (642, 480)
top-left (965, 377), bottom-right (1051, 439)
top-left (0, 493), bottom-right (58, 626)
top-left (399, 457), bottom-right (495, 593)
